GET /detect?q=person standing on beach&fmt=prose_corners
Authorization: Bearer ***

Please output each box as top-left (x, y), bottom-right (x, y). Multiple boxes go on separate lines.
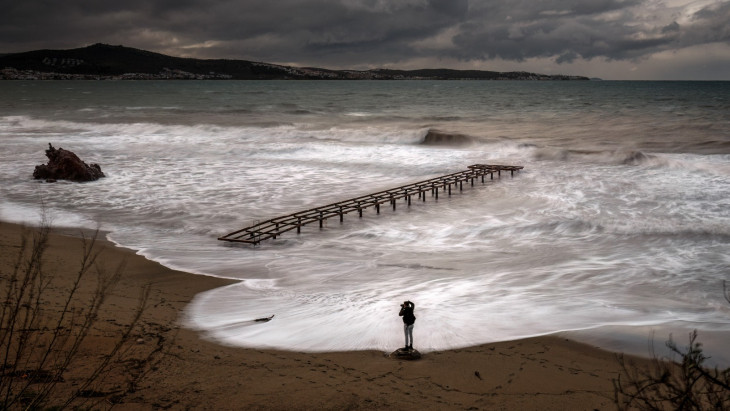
top-left (399, 301), bottom-right (416, 350)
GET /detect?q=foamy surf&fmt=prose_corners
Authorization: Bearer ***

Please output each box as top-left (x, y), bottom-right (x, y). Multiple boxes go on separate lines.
top-left (1, 80), bottom-right (728, 364)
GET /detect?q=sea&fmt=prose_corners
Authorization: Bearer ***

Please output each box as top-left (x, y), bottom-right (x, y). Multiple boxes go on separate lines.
top-left (1, 80), bottom-right (728, 365)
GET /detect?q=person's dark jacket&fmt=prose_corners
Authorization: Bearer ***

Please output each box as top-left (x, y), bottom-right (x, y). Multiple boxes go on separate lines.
top-left (399, 302), bottom-right (416, 325)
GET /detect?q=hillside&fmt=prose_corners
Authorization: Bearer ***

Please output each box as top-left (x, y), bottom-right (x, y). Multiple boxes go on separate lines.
top-left (0, 43), bottom-right (589, 80)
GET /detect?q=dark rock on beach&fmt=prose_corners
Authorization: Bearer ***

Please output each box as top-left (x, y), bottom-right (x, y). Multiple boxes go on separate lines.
top-left (33, 143), bottom-right (105, 182)
top-left (389, 347), bottom-right (422, 360)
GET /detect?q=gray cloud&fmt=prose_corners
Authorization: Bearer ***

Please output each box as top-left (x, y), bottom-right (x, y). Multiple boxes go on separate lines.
top-left (448, 0), bottom-right (706, 63)
top-left (0, 0), bottom-right (728, 78)
top-left (683, 1), bottom-right (730, 44)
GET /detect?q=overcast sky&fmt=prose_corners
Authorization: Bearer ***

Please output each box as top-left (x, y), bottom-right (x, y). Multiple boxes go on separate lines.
top-left (2, 0), bottom-right (728, 80)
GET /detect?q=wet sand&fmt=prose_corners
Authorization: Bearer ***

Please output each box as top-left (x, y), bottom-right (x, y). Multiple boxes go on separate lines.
top-left (0, 221), bottom-right (651, 410)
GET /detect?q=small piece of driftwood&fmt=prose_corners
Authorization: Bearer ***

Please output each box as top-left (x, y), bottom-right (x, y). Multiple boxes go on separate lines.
top-left (254, 315), bottom-right (275, 322)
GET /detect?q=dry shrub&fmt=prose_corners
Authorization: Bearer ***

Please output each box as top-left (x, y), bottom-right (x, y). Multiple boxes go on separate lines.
top-left (614, 326), bottom-right (730, 409)
top-left (1, 218), bottom-right (161, 409)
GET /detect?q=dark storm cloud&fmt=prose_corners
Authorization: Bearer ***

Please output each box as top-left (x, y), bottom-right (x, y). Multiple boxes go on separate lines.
top-left (683, 1), bottom-right (730, 44)
top-left (0, 0), bottom-right (727, 70)
top-left (448, 0), bottom-right (727, 63)
top-left (176, 0), bottom-right (472, 63)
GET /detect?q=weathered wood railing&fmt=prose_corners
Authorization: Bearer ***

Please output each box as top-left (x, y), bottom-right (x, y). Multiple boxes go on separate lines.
top-left (218, 164), bottom-right (523, 245)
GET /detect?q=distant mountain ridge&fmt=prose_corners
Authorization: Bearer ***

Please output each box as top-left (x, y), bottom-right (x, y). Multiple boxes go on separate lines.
top-left (0, 43), bottom-right (589, 81)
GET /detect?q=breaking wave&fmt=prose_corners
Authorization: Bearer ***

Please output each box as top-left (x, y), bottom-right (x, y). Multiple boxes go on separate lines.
top-left (532, 148), bottom-right (653, 165)
top-left (419, 129), bottom-right (476, 146)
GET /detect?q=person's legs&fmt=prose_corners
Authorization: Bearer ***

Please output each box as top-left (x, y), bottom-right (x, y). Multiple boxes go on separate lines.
top-left (403, 324), bottom-right (410, 348)
top-left (405, 324), bottom-right (414, 349)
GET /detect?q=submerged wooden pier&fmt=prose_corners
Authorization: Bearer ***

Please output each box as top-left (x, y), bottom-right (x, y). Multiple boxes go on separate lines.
top-left (218, 164), bottom-right (523, 245)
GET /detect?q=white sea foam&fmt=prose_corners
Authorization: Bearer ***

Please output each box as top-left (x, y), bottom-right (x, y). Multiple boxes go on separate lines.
top-left (1, 80), bottom-right (728, 363)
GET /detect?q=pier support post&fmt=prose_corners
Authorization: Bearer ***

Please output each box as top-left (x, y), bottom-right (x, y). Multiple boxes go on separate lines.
top-left (339, 206), bottom-right (344, 223)
top-left (376, 203), bottom-right (380, 214)
top-left (297, 218), bottom-right (301, 233)
top-left (319, 211), bottom-right (324, 228)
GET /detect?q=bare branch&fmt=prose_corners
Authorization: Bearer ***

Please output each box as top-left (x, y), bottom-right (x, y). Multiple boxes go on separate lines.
top-left (614, 329), bottom-right (730, 410)
top-left (1, 213), bottom-right (162, 409)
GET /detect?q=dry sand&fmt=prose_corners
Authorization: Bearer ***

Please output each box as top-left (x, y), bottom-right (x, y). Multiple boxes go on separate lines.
top-left (0, 221), bottom-right (650, 410)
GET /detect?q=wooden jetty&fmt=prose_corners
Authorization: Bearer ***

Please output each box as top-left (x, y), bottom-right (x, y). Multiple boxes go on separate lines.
top-left (218, 164), bottom-right (523, 245)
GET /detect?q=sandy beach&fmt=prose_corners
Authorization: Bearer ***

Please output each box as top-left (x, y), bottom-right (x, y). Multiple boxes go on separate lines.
top-left (1, 220), bottom-right (654, 410)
